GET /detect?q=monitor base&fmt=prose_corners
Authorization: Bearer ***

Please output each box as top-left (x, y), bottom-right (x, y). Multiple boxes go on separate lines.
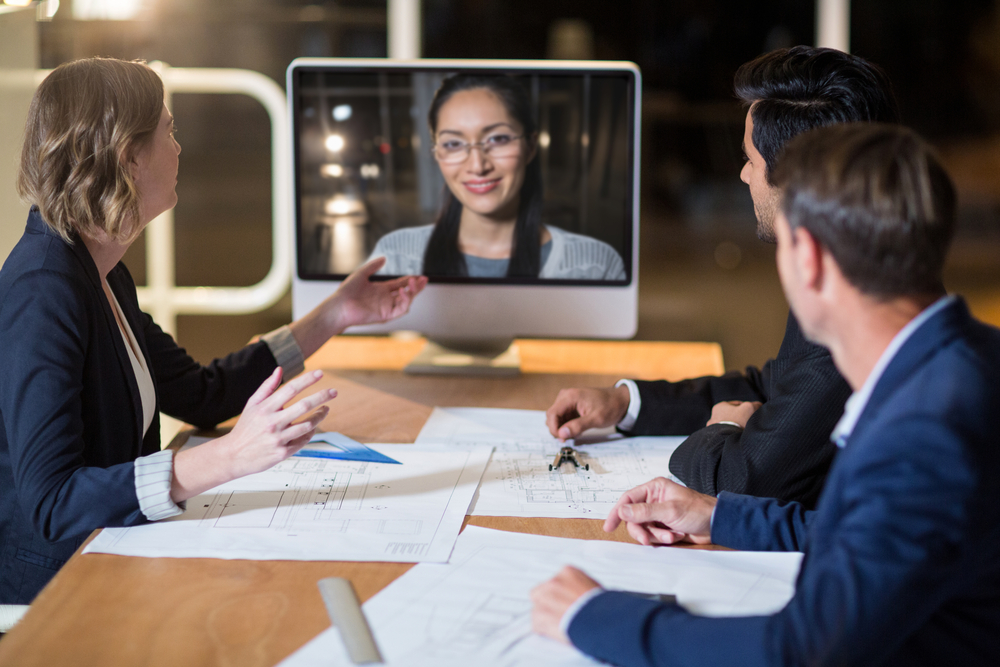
top-left (404, 338), bottom-right (520, 376)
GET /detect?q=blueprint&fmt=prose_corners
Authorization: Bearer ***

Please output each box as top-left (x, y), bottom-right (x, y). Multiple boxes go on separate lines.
top-left (84, 440), bottom-right (492, 563)
top-left (416, 408), bottom-right (686, 518)
top-left (279, 526), bottom-right (803, 667)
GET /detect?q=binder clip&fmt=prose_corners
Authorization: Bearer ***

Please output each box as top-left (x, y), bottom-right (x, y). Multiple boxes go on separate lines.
top-left (550, 446), bottom-right (589, 471)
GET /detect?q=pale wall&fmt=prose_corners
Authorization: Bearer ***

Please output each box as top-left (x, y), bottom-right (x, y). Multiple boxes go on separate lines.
top-left (0, 7), bottom-right (37, 264)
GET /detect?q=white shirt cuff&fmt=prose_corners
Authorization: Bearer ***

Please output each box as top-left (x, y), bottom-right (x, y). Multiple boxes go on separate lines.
top-left (262, 325), bottom-right (305, 379)
top-left (615, 379), bottom-right (641, 432)
top-left (559, 587), bottom-right (605, 636)
top-left (134, 449), bottom-right (185, 521)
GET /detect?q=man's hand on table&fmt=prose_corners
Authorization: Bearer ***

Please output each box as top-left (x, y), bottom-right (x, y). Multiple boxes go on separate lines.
top-left (545, 385), bottom-right (630, 441)
top-left (531, 565), bottom-right (602, 644)
top-left (531, 477), bottom-right (718, 645)
top-left (605, 477), bottom-right (717, 546)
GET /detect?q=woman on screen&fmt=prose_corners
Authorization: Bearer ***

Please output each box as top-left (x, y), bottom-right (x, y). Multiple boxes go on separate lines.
top-left (0, 58), bottom-right (426, 604)
top-left (370, 74), bottom-right (626, 280)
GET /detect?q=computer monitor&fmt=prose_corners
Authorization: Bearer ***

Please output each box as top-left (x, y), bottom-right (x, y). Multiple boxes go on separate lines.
top-left (288, 58), bottom-right (640, 372)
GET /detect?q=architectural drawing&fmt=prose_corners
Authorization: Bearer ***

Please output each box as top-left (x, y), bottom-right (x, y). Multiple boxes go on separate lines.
top-left (279, 527), bottom-right (803, 667)
top-left (416, 408), bottom-right (686, 518)
top-left (84, 442), bottom-right (492, 563)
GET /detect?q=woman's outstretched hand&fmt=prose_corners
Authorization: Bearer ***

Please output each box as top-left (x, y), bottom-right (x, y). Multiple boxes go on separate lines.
top-left (327, 256), bottom-right (428, 332)
top-left (171, 368), bottom-right (336, 502)
top-left (289, 256), bottom-right (428, 360)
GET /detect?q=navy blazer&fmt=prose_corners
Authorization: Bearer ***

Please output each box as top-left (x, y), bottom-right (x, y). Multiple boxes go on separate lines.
top-left (633, 312), bottom-right (851, 508)
top-left (570, 298), bottom-right (1000, 666)
top-left (0, 210), bottom-right (277, 603)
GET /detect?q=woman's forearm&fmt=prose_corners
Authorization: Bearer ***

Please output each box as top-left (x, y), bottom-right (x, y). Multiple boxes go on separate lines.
top-left (170, 438), bottom-right (237, 503)
top-left (287, 296), bottom-right (345, 360)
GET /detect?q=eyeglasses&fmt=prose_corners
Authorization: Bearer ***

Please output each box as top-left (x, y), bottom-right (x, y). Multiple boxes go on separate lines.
top-left (432, 133), bottom-right (523, 164)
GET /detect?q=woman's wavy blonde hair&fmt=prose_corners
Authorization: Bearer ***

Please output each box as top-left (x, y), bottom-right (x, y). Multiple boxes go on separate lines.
top-left (17, 58), bottom-right (164, 244)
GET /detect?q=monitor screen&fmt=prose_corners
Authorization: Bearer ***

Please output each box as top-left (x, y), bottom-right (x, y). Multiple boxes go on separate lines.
top-left (288, 59), bottom-right (640, 340)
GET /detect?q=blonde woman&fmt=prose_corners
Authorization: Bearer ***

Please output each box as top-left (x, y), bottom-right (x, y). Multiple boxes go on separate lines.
top-left (0, 58), bottom-right (426, 604)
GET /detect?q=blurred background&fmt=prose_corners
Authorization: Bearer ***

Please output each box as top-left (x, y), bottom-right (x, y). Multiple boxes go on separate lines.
top-left (1, 0), bottom-right (999, 373)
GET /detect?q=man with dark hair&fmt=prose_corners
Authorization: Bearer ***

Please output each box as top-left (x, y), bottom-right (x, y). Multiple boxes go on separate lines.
top-left (532, 122), bottom-right (1000, 666)
top-left (546, 46), bottom-right (899, 508)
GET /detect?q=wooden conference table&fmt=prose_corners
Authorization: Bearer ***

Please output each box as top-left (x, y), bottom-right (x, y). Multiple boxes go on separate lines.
top-left (0, 337), bottom-right (724, 667)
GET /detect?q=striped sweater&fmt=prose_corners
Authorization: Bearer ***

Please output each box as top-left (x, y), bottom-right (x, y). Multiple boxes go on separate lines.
top-left (368, 224), bottom-right (626, 280)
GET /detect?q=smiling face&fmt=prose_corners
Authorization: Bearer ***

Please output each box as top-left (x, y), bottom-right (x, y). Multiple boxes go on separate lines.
top-left (433, 88), bottom-right (535, 223)
top-left (132, 104), bottom-right (181, 227)
top-left (740, 106), bottom-right (781, 243)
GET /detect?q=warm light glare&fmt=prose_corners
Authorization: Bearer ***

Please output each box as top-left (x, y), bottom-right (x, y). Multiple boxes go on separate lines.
top-left (332, 220), bottom-right (366, 274)
top-left (360, 164), bottom-right (380, 179)
top-left (40, 0), bottom-right (60, 18)
top-left (320, 163), bottom-right (344, 178)
top-left (332, 104), bottom-right (352, 121)
top-left (325, 197), bottom-right (353, 216)
top-left (538, 131), bottom-right (551, 149)
top-left (325, 134), bottom-right (345, 152)
top-left (73, 0), bottom-right (146, 20)
top-left (4, 0), bottom-right (34, 7)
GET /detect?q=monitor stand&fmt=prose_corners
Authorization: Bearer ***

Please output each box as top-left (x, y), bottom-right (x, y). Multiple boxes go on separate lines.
top-left (404, 337), bottom-right (520, 376)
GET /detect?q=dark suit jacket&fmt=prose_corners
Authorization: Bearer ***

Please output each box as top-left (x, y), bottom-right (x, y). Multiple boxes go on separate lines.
top-left (0, 210), bottom-right (277, 603)
top-left (570, 298), bottom-right (1000, 666)
top-left (632, 312), bottom-right (851, 508)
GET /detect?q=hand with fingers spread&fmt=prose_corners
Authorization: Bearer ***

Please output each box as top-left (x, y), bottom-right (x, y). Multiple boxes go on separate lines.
top-left (545, 385), bottom-right (631, 441)
top-left (531, 566), bottom-right (602, 644)
top-left (604, 477), bottom-right (717, 546)
top-left (707, 399), bottom-right (762, 428)
top-left (287, 256), bottom-right (428, 361)
top-left (223, 368), bottom-right (337, 478)
top-left (170, 369), bottom-right (337, 503)
top-left (327, 256), bottom-right (428, 333)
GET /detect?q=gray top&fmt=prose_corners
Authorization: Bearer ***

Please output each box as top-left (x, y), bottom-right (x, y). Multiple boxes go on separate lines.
top-left (463, 241), bottom-right (554, 277)
top-left (368, 224), bottom-right (627, 280)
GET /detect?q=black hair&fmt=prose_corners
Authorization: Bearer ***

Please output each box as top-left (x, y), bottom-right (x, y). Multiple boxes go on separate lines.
top-left (735, 46), bottom-right (900, 184)
top-left (774, 123), bottom-right (955, 298)
top-left (422, 74), bottom-right (542, 277)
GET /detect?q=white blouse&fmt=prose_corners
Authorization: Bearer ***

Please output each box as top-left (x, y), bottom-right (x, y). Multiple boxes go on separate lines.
top-left (109, 290), bottom-right (156, 437)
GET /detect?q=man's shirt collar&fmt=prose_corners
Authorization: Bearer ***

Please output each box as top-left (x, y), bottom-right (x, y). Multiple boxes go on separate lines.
top-left (830, 295), bottom-right (956, 448)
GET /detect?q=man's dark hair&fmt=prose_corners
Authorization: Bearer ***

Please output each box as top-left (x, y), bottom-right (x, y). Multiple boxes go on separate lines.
top-left (773, 123), bottom-right (956, 298)
top-left (735, 46), bottom-right (900, 184)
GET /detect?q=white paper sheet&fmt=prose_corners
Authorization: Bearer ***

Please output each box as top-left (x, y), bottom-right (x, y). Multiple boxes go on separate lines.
top-left (84, 441), bottom-right (492, 563)
top-left (416, 408), bottom-right (686, 518)
top-left (417, 407), bottom-right (616, 444)
top-left (279, 526), bottom-right (803, 667)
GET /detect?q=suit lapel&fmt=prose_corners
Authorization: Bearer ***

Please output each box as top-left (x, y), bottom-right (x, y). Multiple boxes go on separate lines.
top-left (54, 222), bottom-right (145, 457)
top-left (849, 298), bottom-right (967, 444)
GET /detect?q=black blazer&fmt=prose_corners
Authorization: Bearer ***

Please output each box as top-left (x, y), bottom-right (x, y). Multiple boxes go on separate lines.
top-left (0, 209), bottom-right (277, 603)
top-left (631, 312), bottom-right (851, 508)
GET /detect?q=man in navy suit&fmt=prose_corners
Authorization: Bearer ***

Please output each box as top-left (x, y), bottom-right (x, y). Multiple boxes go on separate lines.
top-left (531, 123), bottom-right (1000, 665)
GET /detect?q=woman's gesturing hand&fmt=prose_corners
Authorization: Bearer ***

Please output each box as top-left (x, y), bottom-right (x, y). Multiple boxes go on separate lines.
top-left (171, 369), bottom-right (336, 503)
top-left (288, 256), bottom-right (429, 360)
top-left (224, 368), bottom-right (337, 478)
top-left (328, 256), bottom-right (428, 333)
